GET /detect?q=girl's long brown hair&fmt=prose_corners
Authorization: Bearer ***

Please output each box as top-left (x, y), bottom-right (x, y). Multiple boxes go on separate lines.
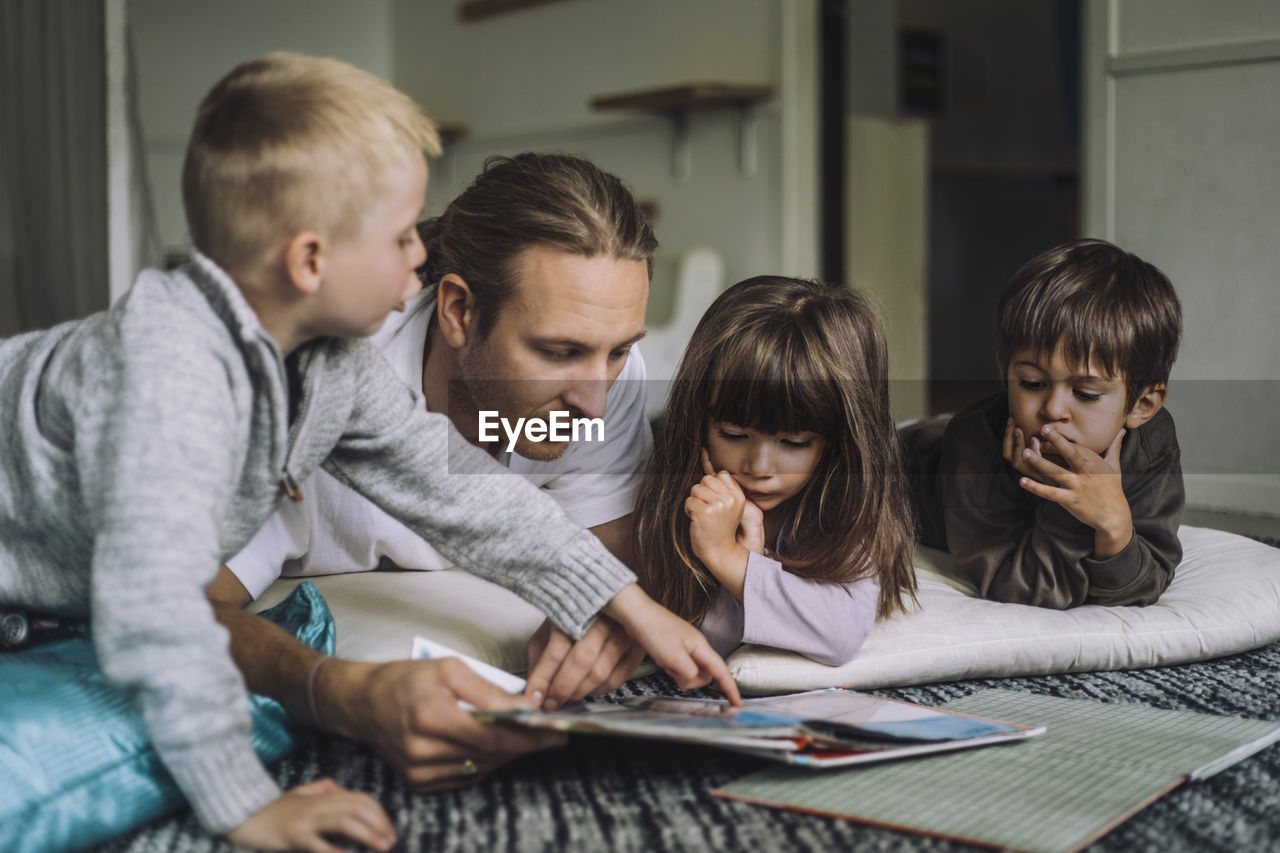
top-left (633, 276), bottom-right (917, 623)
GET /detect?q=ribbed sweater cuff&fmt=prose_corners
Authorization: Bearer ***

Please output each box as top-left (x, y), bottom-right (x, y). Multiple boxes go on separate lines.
top-left (162, 736), bottom-right (281, 834)
top-left (1082, 534), bottom-right (1147, 593)
top-left (521, 529), bottom-right (637, 639)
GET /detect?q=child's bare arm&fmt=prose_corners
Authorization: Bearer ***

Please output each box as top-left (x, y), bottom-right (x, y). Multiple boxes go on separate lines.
top-left (226, 779), bottom-right (394, 853)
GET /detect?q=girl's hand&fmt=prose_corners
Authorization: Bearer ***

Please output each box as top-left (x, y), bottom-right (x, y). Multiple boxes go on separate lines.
top-left (686, 449), bottom-right (753, 595)
top-left (706, 445), bottom-right (767, 555)
top-left (736, 495), bottom-right (765, 556)
top-left (226, 779), bottom-right (395, 853)
top-left (691, 448), bottom-right (747, 555)
top-left (687, 449), bottom-right (746, 557)
top-left (602, 584), bottom-right (742, 705)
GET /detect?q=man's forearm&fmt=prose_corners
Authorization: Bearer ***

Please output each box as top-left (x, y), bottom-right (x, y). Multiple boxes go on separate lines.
top-left (209, 601), bottom-right (324, 725)
top-left (209, 599), bottom-right (378, 741)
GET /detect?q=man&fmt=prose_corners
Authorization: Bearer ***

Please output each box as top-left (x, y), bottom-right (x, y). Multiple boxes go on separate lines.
top-left (207, 153), bottom-right (662, 789)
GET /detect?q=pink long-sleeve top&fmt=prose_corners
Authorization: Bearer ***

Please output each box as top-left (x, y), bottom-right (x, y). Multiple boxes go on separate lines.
top-left (696, 549), bottom-right (879, 666)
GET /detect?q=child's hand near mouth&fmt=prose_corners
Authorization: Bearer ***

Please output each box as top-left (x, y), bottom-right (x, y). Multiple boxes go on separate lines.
top-left (1012, 424), bottom-right (1134, 558)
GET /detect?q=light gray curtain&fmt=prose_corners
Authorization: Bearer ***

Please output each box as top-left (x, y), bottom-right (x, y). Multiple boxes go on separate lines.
top-left (1, 0), bottom-right (110, 335)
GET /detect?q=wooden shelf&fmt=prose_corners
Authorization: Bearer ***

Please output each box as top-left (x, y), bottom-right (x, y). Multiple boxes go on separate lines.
top-left (590, 83), bottom-right (774, 181)
top-left (458, 0), bottom-right (571, 22)
top-left (590, 83), bottom-right (773, 114)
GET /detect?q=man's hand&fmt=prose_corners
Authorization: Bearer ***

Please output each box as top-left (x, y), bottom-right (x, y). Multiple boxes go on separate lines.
top-left (331, 656), bottom-right (567, 790)
top-left (524, 616), bottom-right (646, 710)
top-left (602, 584), bottom-right (742, 705)
top-left (226, 778), bottom-right (395, 853)
top-left (1015, 425), bottom-right (1134, 558)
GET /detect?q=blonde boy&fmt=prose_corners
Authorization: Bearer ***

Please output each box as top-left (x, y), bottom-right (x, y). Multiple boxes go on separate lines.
top-left (0, 53), bottom-right (735, 850)
top-left (904, 239), bottom-right (1184, 609)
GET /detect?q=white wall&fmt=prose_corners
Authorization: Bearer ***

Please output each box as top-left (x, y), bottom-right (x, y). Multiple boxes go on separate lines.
top-left (131, 0), bottom-right (395, 252)
top-left (846, 115), bottom-right (929, 423)
top-left (1084, 0), bottom-right (1280, 516)
top-left (391, 0), bottom-right (777, 140)
top-left (131, 0), bottom-right (817, 382)
top-left (392, 0), bottom-right (817, 376)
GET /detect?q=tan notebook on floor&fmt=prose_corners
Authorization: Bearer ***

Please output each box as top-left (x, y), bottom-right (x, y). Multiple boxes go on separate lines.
top-left (714, 689), bottom-right (1280, 853)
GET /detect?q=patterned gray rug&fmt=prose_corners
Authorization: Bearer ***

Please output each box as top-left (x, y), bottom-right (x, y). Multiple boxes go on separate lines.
top-left (101, 542), bottom-right (1280, 853)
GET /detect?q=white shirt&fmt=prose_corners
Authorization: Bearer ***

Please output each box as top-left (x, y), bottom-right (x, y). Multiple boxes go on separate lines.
top-left (227, 289), bottom-right (653, 599)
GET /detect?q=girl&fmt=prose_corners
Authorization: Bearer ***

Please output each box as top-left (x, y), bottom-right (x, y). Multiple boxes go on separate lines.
top-left (634, 276), bottom-right (916, 666)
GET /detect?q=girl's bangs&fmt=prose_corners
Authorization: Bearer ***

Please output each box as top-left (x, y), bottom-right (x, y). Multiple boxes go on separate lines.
top-left (704, 333), bottom-right (835, 435)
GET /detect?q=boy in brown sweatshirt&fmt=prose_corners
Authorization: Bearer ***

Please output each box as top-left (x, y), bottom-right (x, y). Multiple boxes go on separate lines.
top-left (903, 239), bottom-right (1184, 609)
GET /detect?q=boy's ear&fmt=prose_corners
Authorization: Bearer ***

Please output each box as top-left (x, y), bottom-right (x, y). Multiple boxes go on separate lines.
top-left (283, 230), bottom-right (325, 296)
top-left (436, 273), bottom-right (477, 349)
top-left (1124, 383), bottom-right (1168, 429)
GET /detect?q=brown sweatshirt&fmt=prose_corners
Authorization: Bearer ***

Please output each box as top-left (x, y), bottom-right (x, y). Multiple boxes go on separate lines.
top-left (902, 393), bottom-right (1184, 609)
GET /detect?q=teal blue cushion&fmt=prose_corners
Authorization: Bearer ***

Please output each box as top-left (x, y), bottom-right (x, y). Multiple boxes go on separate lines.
top-left (0, 582), bottom-right (334, 853)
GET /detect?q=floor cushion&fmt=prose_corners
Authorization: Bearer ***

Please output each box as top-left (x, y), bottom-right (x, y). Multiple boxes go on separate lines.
top-left (258, 528), bottom-right (1280, 700)
top-left (0, 582), bottom-right (333, 853)
top-left (250, 568), bottom-right (544, 675)
top-left (728, 525), bottom-right (1280, 693)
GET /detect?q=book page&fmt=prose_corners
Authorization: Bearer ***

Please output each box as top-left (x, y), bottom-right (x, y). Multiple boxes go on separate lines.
top-left (716, 689), bottom-right (1280, 853)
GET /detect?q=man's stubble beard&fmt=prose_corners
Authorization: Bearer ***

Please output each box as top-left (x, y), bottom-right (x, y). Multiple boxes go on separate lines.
top-left (458, 339), bottom-right (571, 462)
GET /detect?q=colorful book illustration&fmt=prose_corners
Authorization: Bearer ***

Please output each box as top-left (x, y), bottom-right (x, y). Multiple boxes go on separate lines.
top-left (474, 687), bottom-right (1044, 768)
top-left (714, 690), bottom-right (1280, 853)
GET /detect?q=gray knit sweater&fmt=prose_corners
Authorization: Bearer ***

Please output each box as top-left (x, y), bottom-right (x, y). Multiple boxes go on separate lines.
top-left (0, 252), bottom-right (635, 833)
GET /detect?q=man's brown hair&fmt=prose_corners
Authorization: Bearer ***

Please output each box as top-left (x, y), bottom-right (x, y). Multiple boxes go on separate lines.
top-left (997, 239), bottom-right (1182, 407)
top-left (417, 153), bottom-right (657, 338)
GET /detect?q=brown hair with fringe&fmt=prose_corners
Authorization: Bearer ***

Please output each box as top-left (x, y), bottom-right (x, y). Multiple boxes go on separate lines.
top-left (997, 239), bottom-right (1182, 408)
top-left (633, 276), bottom-right (917, 624)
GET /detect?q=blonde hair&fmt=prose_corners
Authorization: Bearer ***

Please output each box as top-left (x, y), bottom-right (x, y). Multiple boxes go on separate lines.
top-left (182, 52), bottom-right (440, 276)
top-left (634, 276), bottom-right (917, 623)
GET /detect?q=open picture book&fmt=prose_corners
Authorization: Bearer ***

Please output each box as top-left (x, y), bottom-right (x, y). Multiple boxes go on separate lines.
top-left (475, 688), bottom-right (1044, 768)
top-left (411, 634), bottom-right (1043, 768)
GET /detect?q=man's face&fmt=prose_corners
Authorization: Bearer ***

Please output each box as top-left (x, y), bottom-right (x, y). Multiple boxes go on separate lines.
top-left (1005, 345), bottom-right (1134, 460)
top-left (458, 245), bottom-right (648, 460)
